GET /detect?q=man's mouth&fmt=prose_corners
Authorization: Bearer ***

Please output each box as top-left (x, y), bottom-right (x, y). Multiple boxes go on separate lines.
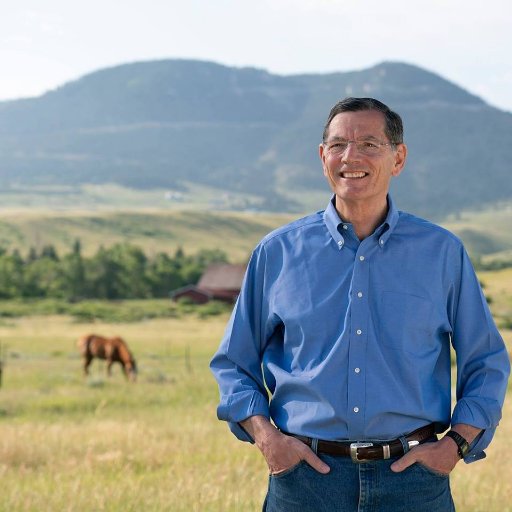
top-left (340, 171), bottom-right (368, 179)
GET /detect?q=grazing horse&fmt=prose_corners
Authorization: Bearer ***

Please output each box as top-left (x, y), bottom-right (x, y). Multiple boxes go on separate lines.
top-left (78, 334), bottom-right (137, 382)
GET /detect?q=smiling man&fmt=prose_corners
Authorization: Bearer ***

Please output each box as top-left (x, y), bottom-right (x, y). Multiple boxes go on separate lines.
top-left (210, 97), bottom-right (510, 511)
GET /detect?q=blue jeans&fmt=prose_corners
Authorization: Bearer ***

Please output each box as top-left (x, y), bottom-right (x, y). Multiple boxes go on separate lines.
top-left (263, 455), bottom-right (455, 512)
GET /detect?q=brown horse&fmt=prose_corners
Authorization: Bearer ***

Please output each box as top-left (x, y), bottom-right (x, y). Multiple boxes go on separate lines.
top-left (78, 334), bottom-right (137, 382)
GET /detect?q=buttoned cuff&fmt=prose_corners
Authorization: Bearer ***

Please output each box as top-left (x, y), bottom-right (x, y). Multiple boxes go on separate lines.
top-left (452, 396), bottom-right (503, 463)
top-left (217, 390), bottom-right (270, 442)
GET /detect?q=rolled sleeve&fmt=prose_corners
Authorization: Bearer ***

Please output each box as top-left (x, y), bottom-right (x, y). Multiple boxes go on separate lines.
top-left (210, 243), bottom-right (275, 442)
top-left (452, 396), bottom-right (505, 462)
top-left (217, 390), bottom-right (271, 442)
top-left (450, 247), bottom-right (511, 462)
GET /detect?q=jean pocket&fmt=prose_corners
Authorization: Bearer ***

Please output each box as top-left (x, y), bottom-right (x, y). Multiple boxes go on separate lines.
top-left (414, 462), bottom-right (449, 479)
top-left (270, 461), bottom-right (306, 479)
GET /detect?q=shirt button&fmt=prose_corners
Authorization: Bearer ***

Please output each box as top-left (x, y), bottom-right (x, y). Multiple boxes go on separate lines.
top-left (359, 256), bottom-right (365, 261)
top-left (343, 225), bottom-right (348, 230)
top-left (338, 240), bottom-right (344, 247)
top-left (354, 368), bottom-right (361, 373)
top-left (379, 239), bottom-right (384, 246)
top-left (357, 292), bottom-right (363, 298)
top-left (356, 329), bottom-right (362, 335)
top-left (353, 407), bottom-right (359, 413)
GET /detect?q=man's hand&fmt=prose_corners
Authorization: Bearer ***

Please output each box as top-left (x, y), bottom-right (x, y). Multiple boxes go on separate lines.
top-left (391, 424), bottom-right (481, 475)
top-left (241, 415), bottom-right (330, 475)
top-left (390, 437), bottom-right (459, 475)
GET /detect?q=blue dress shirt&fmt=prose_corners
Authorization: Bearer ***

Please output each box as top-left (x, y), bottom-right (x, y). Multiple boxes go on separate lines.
top-left (210, 196), bottom-right (510, 462)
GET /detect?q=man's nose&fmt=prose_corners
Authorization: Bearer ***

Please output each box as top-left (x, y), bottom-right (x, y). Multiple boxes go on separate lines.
top-left (341, 141), bottom-right (360, 161)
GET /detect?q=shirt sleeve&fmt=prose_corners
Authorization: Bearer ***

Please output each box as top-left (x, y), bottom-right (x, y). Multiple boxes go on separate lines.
top-left (449, 246), bottom-right (511, 463)
top-left (210, 243), bottom-right (274, 442)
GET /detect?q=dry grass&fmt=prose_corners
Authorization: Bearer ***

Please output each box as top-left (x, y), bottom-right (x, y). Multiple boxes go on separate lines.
top-left (0, 314), bottom-right (268, 511)
top-left (0, 206), bottom-right (296, 261)
top-left (0, 300), bottom-right (510, 511)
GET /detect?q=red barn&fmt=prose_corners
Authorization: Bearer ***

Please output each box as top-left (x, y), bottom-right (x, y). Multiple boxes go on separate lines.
top-left (171, 263), bottom-right (246, 304)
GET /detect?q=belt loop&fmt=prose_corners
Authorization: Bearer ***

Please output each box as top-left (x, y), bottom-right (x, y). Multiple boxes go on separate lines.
top-left (399, 436), bottom-right (409, 455)
top-left (311, 437), bottom-right (319, 454)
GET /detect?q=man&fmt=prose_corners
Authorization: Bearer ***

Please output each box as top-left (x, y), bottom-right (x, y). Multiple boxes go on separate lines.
top-left (210, 97), bottom-right (510, 511)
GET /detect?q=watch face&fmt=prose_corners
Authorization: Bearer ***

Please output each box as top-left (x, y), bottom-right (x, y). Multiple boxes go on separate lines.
top-left (446, 431), bottom-right (469, 457)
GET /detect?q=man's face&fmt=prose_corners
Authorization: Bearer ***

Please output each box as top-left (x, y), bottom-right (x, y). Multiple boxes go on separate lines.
top-left (319, 110), bottom-right (407, 206)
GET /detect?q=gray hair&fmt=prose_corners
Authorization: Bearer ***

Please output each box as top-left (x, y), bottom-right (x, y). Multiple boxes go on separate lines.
top-left (322, 97), bottom-right (404, 145)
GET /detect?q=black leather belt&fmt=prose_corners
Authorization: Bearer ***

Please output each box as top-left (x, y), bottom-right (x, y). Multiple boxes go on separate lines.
top-left (286, 423), bottom-right (436, 463)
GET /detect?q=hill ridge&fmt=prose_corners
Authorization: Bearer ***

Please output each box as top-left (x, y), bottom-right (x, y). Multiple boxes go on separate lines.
top-left (0, 59), bottom-right (511, 218)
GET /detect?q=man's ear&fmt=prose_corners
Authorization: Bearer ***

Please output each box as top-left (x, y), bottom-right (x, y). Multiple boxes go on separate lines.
top-left (392, 143), bottom-right (407, 177)
top-left (319, 143), bottom-right (328, 177)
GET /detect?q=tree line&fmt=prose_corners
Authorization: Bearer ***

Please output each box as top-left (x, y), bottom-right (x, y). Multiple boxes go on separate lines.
top-left (0, 241), bottom-right (229, 300)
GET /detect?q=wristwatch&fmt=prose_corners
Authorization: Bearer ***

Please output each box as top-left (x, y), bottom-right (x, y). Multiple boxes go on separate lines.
top-left (444, 430), bottom-right (469, 458)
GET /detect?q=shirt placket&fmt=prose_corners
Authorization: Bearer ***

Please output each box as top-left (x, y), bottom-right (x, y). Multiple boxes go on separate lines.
top-left (347, 239), bottom-right (372, 439)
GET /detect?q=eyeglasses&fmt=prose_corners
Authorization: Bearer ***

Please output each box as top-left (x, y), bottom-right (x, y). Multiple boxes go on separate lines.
top-left (323, 139), bottom-right (397, 157)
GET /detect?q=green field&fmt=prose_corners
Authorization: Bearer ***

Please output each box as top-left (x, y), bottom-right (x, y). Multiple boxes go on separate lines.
top-left (0, 265), bottom-right (511, 511)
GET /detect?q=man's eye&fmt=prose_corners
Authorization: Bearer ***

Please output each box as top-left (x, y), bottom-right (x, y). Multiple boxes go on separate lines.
top-left (361, 142), bottom-right (378, 149)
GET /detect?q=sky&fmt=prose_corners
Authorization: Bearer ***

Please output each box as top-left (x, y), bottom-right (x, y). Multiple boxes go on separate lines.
top-left (1, 0), bottom-right (511, 112)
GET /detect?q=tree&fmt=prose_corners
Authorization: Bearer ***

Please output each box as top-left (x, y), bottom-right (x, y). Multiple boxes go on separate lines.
top-left (146, 252), bottom-right (183, 297)
top-left (86, 246), bottom-right (124, 299)
top-left (58, 239), bottom-right (86, 300)
top-left (0, 251), bottom-right (24, 298)
top-left (40, 245), bottom-right (59, 262)
top-left (23, 257), bottom-right (62, 297)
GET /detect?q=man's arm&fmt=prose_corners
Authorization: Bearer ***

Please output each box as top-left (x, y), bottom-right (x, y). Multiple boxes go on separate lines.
top-left (210, 245), bottom-right (274, 441)
top-left (241, 415), bottom-right (330, 475)
top-left (448, 247), bottom-right (510, 461)
top-left (394, 245), bottom-right (510, 474)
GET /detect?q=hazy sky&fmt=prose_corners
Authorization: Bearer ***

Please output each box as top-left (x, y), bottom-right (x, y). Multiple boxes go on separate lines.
top-left (1, 0), bottom-right (511, 111)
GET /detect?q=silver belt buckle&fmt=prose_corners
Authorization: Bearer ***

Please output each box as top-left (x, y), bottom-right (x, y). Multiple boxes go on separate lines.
top-left (350, 442), bottom-right (373, 463)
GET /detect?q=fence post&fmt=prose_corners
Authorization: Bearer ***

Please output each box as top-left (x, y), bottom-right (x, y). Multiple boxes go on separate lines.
top-left (0, 341), bottom-right (4, 389)
top-left (185, 345), bottom-right (192, 374)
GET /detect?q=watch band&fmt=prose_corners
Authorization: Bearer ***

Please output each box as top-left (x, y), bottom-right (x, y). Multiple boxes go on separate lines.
top-left (444, 430), bottom-right (469, 458)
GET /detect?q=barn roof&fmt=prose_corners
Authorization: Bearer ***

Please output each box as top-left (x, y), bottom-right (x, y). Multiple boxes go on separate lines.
top-left (197, 263), bottom-right (246, 291)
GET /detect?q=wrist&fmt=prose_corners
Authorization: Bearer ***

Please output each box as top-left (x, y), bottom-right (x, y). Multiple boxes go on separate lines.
top-left (444, 430), bottom-right (470, 459)
top-left (241, 415), bottom-right (279, 447)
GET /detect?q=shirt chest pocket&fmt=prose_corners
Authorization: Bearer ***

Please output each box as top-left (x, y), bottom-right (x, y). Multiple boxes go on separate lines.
top-left (379, 291), bottom-right (434, 354)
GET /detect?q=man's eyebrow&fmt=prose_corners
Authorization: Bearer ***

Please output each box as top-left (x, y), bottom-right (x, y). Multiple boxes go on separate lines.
top-left (326, 135), bottom-right (382, 142)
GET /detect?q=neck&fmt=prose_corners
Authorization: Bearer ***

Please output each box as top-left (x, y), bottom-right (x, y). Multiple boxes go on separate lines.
top-left (335, 196), bottom-right (388, 240)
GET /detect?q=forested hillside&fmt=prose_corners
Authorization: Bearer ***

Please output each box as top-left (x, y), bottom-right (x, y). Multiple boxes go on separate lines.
top-left (1, 59), bottom-right (511, 218)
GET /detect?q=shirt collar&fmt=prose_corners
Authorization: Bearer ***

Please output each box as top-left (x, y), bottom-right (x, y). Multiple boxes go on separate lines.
top-left (323, 197), bottom-right (346, 250)
top-left (379, 195), bottom-right (399, 246)
top-left (323, 195), bottom-right (399, 250)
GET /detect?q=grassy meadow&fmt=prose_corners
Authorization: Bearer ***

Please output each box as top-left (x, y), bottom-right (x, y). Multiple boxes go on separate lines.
top-left (0, 205), bottom-right (295, 262)
top-left (0, 312), bottom-right (268, 512)
top-left (0, 277), bottom-right (511, 511)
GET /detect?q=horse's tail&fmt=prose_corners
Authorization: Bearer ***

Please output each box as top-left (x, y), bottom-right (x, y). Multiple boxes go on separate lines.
top-left (77, 334), bottom-right (96, 356)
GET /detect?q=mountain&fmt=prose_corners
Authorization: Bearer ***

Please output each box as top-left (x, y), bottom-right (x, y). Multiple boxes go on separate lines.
top-left (0, 59), bottom-right (511, 218)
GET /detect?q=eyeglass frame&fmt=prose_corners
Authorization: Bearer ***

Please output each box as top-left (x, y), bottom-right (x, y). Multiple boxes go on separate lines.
top-left (322, 138), bottom-right (400, 157)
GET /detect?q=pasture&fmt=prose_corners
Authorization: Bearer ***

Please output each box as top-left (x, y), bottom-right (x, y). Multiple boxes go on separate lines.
top-left (0, 264), bottom-right (511, 511)
top-left (1, 195), bottom-right (512, 265)
top-left (0, 206), bottom-right (296, 262)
